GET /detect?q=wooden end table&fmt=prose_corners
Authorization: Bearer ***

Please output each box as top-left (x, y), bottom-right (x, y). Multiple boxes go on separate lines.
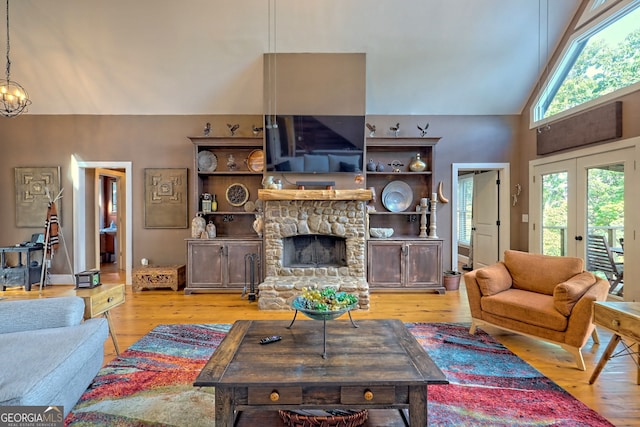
top-left (194, 319), bottom-right (448, 427)
top-left (76, 283), bottom-right (125, 355)
top-left (589, 301), bottom-right (640, 384)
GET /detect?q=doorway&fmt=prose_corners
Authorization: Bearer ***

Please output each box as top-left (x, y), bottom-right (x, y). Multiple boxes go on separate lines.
top-left (451, 163), bottom-right (510, 271)
top-left (97, 169), bottom-right (125, 272)
top-left (530, 146), bottom-right (632, 298)
top-left (72, 156), bottom-right (133, 285)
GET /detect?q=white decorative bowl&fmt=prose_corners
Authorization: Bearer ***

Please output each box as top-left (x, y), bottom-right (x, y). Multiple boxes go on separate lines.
top-left (370, 227), bottom-right (394, 238)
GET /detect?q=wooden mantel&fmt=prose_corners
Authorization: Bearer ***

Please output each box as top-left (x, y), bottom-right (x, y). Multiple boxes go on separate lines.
top-left (258, 189), bottom-right (372, 201)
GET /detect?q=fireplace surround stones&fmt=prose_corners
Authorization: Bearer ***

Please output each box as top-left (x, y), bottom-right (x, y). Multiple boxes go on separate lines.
top-left (257, 190), bottom-right (370, 310)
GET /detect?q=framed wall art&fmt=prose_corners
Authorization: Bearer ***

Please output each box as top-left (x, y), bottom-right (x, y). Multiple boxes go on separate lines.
top-left (144, 168), bottom-right (188, 229)
top-left (15, 167), bottom-right (61, 228)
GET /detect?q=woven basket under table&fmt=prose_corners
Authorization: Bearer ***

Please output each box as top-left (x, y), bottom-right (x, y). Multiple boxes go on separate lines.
top-left (278, 409), bottom-right (368, 427)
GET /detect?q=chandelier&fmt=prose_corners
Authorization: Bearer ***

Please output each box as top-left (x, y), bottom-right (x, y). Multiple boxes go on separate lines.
top-left (0, 0), bottom-right (30, 117)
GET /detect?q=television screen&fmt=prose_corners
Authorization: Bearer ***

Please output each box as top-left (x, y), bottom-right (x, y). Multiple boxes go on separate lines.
top-left (265, 115), bottom-right (365, 173)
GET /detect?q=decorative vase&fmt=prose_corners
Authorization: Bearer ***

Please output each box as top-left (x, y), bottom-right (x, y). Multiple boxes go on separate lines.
top-left (262, 176), bottom-right (274, 189)
top-left (206, 220), bottom-right (217, 238)
top-left (376, 161), bottom-right (385, 172)
top-left (366, 159), bottom-right (376, 171)
top-left (211, 194), bottom-right (218, 212)
top-left (191, 213), bottom-right (206, 238)
top-left (409, 153), bottom-right (427, 172)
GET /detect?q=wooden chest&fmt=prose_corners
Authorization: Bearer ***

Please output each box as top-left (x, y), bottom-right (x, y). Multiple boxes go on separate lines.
top-left (133, 264), bottom-right (186, 291)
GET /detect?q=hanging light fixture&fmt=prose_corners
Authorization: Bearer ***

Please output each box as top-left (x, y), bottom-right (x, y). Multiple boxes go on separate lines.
top-left (0, 0), bottom-right (30, 117)
top-left (265, 0), bottom-right (277, 129)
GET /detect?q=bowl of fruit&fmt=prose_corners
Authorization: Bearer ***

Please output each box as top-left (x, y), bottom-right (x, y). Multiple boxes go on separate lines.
top-left (291, 287), bottom-right (358, 321)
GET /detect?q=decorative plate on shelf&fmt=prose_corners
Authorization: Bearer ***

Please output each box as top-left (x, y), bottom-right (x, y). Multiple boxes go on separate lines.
top-left (246, 149), bottom-right (264, 172)
top-left (381, 180), bottom-right (413, 212)
top-left (197, 151), bottom-right (217, 172)
top-left (225, 183), bottom-right (249, 206)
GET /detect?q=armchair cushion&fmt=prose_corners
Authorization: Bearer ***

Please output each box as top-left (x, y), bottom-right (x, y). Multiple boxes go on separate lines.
top-left (476, 262), bottom-right (512, 296)
top-left (553, 272), bottom-right (597, 316)
top-left (504, 250), bottom-right (584, 295)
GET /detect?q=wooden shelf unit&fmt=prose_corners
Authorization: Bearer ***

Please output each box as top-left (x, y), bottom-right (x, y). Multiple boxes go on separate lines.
top-left (364, 136), bottom-right (444, 291)
top-left (188, 136), bottom-right (265, 292)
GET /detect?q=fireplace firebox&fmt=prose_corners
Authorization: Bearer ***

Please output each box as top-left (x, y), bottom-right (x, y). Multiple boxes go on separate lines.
top-left (282, 235), bottom-right (347, 268)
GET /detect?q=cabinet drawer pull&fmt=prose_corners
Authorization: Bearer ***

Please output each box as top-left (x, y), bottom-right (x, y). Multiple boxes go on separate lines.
top-left (612, 319), bottom-right (620, 328)
top-left (107, 296), bottom-right (114, 303)
top-left (364, 390), bottom-right (374, 401)
top-left (270, 391), bottom-right (280, 401)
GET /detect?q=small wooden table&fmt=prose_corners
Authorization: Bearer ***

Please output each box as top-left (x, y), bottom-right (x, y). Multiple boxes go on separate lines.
top-left (589, 301), bottom-right (640, 384)
top-left (75, 283), bottom-right (125, 355)
top-left (194, 319), bottom-right (447, 427)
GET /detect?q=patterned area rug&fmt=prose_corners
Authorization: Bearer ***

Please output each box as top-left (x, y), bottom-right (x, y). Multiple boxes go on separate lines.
top-left (65, 323), bottom-right (614, 427)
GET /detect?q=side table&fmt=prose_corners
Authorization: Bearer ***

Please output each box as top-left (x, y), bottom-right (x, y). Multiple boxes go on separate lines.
top-left (133, 265), bottom-right (186, 291)
top-left (589, 301), bottom-right (640, 384)
top-left (76, 283), bottom-right (125, 355)
top-left (0, 246), bottom-right (44, 291)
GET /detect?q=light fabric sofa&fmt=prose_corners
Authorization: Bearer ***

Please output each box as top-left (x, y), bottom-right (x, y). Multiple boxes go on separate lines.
top-left (0, 296), bottom-right (108, 416)
top-left (464, 250), bottom-right (609, 370)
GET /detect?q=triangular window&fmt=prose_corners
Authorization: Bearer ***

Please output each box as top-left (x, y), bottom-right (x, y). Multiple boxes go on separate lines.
top-left (532, 0), bottom-right (640, 124)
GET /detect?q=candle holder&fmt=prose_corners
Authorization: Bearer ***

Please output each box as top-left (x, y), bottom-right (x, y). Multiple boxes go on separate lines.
top-left (429, 197), bottom-right (438, 238)
top-left (418, 198), bottom-right (429, 238)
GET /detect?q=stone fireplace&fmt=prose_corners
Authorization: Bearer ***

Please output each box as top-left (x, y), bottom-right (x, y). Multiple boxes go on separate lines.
top-left (257, 189), bottom-right (370, 310)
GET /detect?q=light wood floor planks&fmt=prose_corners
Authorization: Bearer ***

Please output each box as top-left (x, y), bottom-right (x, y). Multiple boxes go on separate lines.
top-left (2, 270), bottom-right (638, 426)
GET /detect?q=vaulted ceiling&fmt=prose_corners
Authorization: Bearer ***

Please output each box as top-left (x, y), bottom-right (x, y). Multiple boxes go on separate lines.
top-left (8, 0), bottom-right (580, 115)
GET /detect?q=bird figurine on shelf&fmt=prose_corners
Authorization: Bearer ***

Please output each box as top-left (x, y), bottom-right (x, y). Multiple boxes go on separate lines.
top-left (366, 123), bottom-right (376, 137)
top-left (227, 123), bottom-right (240, 136)
top-left (390, 123), bottom-right (400, 137)
top-left (252, 125), bottom-right (263, 136)
top-left (203, 122), bottom-right (212, 136)
top-left (417, 123), bottom-right (429, 137)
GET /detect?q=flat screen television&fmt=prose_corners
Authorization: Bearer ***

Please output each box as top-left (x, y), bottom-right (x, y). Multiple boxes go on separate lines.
top-left (265, 115), bottom-right (365, 173)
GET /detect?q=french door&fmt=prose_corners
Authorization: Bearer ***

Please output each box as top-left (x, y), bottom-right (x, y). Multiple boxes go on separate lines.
top-left (530, 148), bottom-right (631, 258)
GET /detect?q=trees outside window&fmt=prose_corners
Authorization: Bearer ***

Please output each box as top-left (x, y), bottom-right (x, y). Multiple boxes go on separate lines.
top-left (534, 2), bottom-right (640, 122)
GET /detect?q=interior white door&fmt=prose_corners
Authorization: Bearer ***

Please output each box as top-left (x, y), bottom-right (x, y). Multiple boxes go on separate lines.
top-left (472, 170), bottom-right (500, 268)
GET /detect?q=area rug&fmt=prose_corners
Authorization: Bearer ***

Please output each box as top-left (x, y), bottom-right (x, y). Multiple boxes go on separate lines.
top-left (65, 323), bottom-right (614, 427)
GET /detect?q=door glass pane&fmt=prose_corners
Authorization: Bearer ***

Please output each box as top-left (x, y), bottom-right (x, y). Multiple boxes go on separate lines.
top-left (542, 172), bottom-right (568, 256)
top-left (586, 164), bottom-right (624, 296)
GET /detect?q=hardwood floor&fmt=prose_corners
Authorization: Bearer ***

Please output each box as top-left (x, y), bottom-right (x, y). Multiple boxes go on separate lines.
top-left (2, 268), bottom-right (638, 426)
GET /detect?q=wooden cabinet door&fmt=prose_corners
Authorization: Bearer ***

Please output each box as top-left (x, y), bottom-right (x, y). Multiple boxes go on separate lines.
top-left (406, 241), bottom-right (443, 288)
top-left (188, 241), bottom-right (224, 288)
top-left (225, 241), bottom-right (263, 288)
top-left (367, 241), bottom-right (403, 288)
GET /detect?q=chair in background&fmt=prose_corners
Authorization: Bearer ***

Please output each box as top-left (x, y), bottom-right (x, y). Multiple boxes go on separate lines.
top-left (586, 235), bottom-right (623, 295)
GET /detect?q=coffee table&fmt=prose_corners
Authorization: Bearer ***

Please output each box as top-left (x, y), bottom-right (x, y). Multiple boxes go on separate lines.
top-left (194, 319), bottom-right (447, 427)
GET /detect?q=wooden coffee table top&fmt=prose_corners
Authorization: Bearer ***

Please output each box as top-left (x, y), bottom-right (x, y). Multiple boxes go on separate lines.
top-left (195, 319), bottom-right (447, 388)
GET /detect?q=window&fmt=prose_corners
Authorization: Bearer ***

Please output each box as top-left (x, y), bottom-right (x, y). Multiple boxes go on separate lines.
top-left (111, 181), bottom-right (117, 213)
top-left (533, 0), bottom-right (640, 124)
top-left (457, 174), bottom-right (473, 246)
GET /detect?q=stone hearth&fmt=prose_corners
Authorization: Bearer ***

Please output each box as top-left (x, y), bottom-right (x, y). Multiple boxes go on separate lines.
top-left (257, 190), bottom-right (370, 310)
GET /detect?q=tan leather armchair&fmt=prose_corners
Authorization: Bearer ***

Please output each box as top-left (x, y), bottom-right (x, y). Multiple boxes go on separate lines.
top-left (464, 250), bottom-right (609, 370)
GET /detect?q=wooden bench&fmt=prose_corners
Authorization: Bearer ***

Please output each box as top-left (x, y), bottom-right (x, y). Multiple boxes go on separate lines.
top-left (133, 265), bottom-right (186, 291)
